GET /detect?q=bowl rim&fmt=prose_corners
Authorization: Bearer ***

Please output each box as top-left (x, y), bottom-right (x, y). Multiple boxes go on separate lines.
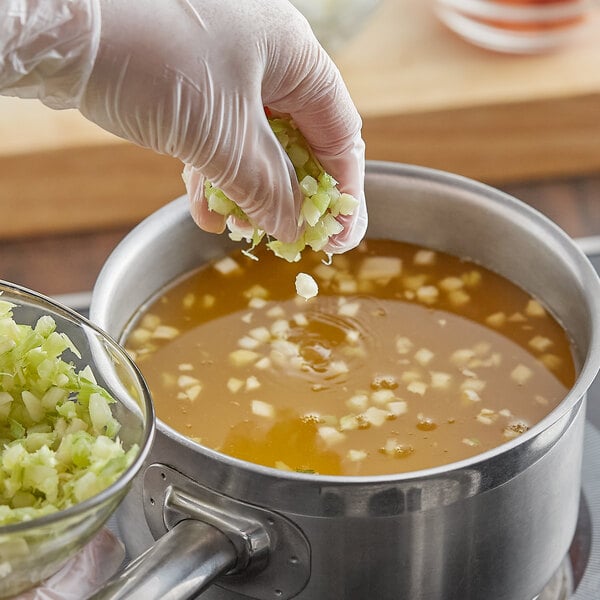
top-left (0, 280), bottom-right (156, 534)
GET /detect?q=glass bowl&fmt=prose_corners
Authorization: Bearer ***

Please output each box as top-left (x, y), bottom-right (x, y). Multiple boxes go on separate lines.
top-left (0, 280), bottom-right (154, 597)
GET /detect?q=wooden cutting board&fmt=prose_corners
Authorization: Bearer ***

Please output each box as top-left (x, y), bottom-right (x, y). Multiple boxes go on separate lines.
top-left (1, 0), bottom-right (599, 239)
top-left (336, 0), bottom-right (600, 183)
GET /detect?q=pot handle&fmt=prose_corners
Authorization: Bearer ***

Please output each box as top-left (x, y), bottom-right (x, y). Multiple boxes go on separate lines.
top-left (89, 519), bottom-right (237, 600)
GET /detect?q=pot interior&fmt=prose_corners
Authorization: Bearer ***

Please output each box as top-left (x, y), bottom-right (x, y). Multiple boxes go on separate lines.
top-left (90, 162), bottom-right (600, 463)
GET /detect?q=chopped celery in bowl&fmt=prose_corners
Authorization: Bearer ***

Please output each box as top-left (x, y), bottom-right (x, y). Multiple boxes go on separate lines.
top-left (0, 280), bottom-right (154, 598)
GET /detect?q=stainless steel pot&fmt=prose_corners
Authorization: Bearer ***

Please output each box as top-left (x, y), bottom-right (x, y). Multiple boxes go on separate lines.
top-left (89, 162), bottom-right (600, 600)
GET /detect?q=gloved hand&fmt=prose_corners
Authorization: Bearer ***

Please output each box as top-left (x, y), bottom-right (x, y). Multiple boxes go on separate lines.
top-left (0, 0), bottom-right (366, 253)
top-left (15, 528), bottom-right (124, 600)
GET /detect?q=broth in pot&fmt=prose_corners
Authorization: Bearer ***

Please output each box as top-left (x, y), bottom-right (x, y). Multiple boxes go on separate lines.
top-left (124, 239), bottom-right (574, 476)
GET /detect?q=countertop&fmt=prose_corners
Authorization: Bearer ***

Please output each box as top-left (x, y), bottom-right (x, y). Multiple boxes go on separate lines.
top-left (0, 0), bottom-right (599, 296)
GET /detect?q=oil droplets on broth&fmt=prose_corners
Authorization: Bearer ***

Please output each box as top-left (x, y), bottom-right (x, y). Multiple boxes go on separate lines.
top-left (123, 239), bottom-right (575, 476)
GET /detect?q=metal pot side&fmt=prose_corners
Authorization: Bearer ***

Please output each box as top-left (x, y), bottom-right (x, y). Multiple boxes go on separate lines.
top-left (90, 162), bottom-right (600, 600)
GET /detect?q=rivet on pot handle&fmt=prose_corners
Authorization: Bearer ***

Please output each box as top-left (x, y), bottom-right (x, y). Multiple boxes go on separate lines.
top-left (92, 464), bottom-right (311, 600)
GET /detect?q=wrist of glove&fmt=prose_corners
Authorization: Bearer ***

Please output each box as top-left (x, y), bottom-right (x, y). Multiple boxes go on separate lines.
top-left (0, 0), bottom-right (367, 253)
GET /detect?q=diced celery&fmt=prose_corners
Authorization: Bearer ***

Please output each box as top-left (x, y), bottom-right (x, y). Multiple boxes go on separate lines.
top-left (205, 183), bottom-right (245, 219)
top-left (295, 273), bottom-right (319, 300)
top-left (332, 193), bottom-right (359, 217)
top-left (202, 116), bottom-right (359, 263)
top-left (267, 240), bottom-right (304, 263)
top-left (206, 188), bottom-right (237, 216)
top-left (301, 198), bottom-right (322, 228)
top-left (3, 443), bottom-right (26, 470)
top-left (319, 172), bottom-right (338, 189)
top-left (34, 315), bottom-right (56, 337)
top-left (9, 419), bottom-right (25, 440)
top-left (300, 175), bottom-right (318, 197)
top-left (311, 192), bottom-right (330, 215)
top-left (0, 338), bottom-right (15, 356)
top-left (41, 386), bottom-right (67, 410)
top-left (0, 392), bottom-right (12, 408)
top-left (21, 391), bottom-right (44, 422)
top-left (322, 214), bottom-right (344, 237)
top-left (22, 432), bottom-right (55, 453)
top-left (0, 302), bottom-right (138, 525)
top-left (89, 393), bottom-right (119, 437)
top-left (304, 222), bottom-right (330, 252)
top-left (42, 332), bottom-right (71, 359)
top-left (0, 301), bottom-right (16, 318)
top-left (78, 365), bottom-right (97, 384)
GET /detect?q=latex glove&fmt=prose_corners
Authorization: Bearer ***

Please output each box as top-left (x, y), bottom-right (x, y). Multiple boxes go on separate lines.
top-left (0, 0), bottom-right (366, 254)
top-left (15, 528), bottom-right (125, 600)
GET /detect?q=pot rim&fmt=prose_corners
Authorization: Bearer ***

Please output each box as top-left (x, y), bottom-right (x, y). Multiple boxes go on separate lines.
top-left (93, 161), bottom-right (600, 485)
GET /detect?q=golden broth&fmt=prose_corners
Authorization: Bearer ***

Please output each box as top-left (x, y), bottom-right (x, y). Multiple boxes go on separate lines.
top-left (124, 240), bottom-right (575, 476)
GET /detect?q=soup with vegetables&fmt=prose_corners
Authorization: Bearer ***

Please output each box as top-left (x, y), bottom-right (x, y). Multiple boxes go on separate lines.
top-left (124, 240), bottom-right (574, 476)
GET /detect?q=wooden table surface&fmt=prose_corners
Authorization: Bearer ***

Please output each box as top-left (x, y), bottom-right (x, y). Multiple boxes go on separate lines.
top-left (2, 0), bottom-right (599, 243)
top-left (1, 172), bottom-right (599, 299)
top-left (1, 0), bottom-right (599, 299)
